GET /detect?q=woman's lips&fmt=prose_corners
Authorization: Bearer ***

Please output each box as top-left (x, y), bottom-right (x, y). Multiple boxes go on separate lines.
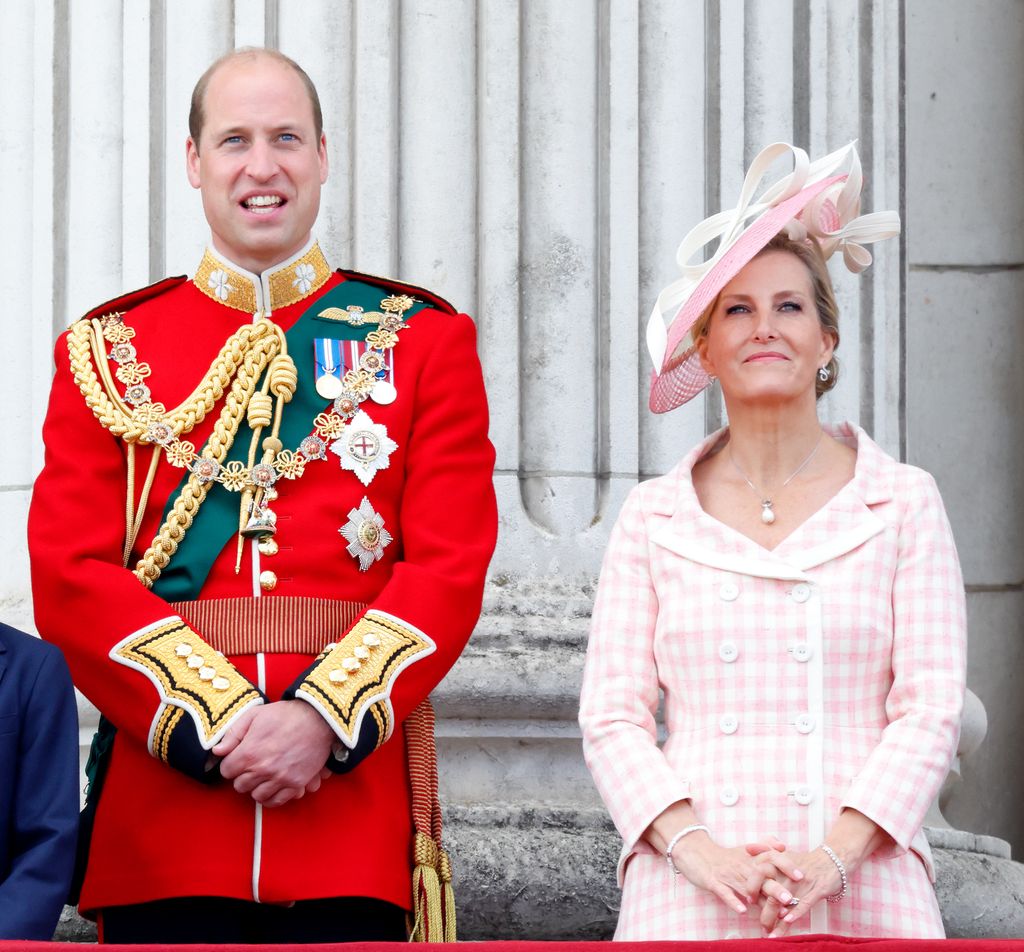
top-left (744, 351), bottom-right (788, 362)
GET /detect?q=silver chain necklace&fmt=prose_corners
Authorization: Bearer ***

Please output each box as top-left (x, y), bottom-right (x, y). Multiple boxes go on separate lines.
top-left (728, 431), bottom-right (825, 525)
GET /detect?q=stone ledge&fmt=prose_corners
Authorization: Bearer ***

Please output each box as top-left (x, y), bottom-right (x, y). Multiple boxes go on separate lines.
top-left (52, 809), bottom-right (1024, 941)
top-left (926, 826), bottom-right (1011, 858)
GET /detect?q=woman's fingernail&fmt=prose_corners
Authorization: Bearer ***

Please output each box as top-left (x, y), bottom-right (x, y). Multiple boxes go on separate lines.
top-left (780, 891), bottom-right (792, 904)
top-left (793, 869), bottom-right (804, 879)
top-left (784, 913), bottom-right (796, 923)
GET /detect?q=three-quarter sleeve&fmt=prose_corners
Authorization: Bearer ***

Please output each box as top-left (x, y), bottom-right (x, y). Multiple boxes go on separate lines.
top-left (840, 470), bottom-right (967, 854)
top-left (579, 486), bottom-right (691, 859)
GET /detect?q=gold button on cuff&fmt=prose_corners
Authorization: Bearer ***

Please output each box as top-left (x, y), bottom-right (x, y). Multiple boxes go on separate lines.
top-left (259, 570), bottom-right (278, 592)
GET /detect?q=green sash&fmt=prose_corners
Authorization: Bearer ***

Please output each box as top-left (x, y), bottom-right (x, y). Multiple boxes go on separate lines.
top-left (151, 281), bottom-right (428, 601)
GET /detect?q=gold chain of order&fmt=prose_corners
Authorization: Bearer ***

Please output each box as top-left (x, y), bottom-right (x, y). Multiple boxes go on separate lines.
top-left (68, 311), bottom-right (286, 587)
top-left (132, 331), bottom-right (283, 586)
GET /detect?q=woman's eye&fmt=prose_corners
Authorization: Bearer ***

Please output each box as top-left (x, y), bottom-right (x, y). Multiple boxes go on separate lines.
top-left (779, 300), bottom-right (802, 312)
top-left (725, 304), bottom-right (749, 315)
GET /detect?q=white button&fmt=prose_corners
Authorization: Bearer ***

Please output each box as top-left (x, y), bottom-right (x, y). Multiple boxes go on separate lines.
top-left (719, 714), bottom-right (739, 734)
top-left (795, 713), bottom-right (816, 734)
top-left (719, 581), bottom-right (739, 601)
top-left (791, 642), bottom-right (813, 662)
top-left (794, 784), bottom-right (815, 805)
top-left (719, 785), bottom-right (740, 806)
top-left (718, 641), bottom-right (739, 663)
top-left (791, 582), bottom-right (811, 603)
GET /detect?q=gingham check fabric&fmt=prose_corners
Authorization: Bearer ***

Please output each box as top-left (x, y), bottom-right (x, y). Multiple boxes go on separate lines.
top-left (579, 423), bottom-right (966, 940)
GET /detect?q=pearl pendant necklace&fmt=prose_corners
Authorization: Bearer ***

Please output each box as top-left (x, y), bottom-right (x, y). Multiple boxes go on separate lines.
top-left (729, 431), bottom-right (825, 526)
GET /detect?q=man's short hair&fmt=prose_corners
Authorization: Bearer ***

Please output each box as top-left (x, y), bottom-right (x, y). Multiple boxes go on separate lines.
top-left (188, 47), bottom-right (324, 149)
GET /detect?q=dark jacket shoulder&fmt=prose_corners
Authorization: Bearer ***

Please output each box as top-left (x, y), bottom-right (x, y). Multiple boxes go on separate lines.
top-left (337, 269), bottom-right (457, 315)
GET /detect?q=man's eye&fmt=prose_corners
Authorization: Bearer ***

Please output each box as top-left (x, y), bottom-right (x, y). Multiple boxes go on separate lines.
top-left (223, 136), bottom-right (244, 145)
top-left (279, 133), bottom-right (298, 142)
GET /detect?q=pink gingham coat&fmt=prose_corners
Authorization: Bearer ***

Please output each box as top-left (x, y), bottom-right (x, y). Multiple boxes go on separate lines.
top-left (579, 423), bottom-right (966, 940)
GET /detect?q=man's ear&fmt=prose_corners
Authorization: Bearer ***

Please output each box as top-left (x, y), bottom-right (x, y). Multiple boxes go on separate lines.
top-left (186, 137), bottom-right (201, 189)
top-left (318, 133), bottom-right (329, 185)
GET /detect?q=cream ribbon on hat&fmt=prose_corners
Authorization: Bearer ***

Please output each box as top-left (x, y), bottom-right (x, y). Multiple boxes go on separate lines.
top-left (646, 141), bottom-right (901, 374)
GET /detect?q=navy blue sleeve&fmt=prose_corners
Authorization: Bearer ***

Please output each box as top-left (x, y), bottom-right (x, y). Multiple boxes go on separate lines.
top-left (0, 645), bottom-right (80, 940)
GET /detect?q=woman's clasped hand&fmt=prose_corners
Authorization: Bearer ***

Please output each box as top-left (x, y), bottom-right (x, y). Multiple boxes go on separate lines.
top-left (673, 831), bottom-right (843, 937)
top-left (743, 840), bottom-right (842, 936)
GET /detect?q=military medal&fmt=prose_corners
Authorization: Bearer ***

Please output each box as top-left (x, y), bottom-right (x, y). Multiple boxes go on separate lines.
top-left (315, 338), bottom-right (345, 399)
top-left (330, 410), bottom-right (397, 486)
top-left (339, 496), bottom-right (393, 571)
top-left (370, 380), bottom-right (397, 405)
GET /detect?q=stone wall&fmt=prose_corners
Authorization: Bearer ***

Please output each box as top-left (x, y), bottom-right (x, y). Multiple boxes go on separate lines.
top-left (904, 0), bottom-right (1024, 857)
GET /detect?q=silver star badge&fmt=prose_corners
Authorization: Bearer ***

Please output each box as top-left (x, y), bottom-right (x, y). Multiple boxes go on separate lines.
top-left (339, 497), bottom-right (393, 571)
top-left (330, 409), bottom-right (398, 487)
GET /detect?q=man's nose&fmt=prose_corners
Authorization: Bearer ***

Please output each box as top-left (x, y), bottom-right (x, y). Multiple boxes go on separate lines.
top-left (245, 140), bottom-right (278, 180)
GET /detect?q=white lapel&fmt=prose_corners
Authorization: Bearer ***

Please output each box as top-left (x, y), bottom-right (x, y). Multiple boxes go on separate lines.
top-left (648, 422), bottom-right (897, 581)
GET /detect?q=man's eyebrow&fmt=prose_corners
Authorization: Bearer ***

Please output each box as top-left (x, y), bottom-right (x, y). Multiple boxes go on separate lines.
top-left (210, 125), bottom-right (249, 138)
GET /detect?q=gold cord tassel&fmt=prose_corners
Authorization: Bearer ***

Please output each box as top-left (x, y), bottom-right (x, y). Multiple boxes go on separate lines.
top-left (405, 700), bottom-right (455, 942)
top-left (410, 832), bottom-right (444, 942)
top-left (439, 846), bottom-right (457, 942)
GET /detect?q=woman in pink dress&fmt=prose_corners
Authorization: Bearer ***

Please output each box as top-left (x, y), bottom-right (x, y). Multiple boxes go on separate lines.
top-left (579, 143), bottom-right (965, 940)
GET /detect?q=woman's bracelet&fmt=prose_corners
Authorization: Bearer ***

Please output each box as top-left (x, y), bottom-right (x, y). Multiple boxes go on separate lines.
top-left (818, 843), bottom-right (849, 902)
top-left (665, 824), bottom-right (710, 875)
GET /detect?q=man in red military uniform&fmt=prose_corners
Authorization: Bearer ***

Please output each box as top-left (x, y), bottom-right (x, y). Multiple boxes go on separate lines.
top-left (28, 47), bottom-right (496, 943)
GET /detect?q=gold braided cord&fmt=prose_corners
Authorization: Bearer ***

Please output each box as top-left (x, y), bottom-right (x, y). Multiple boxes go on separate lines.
top-left (123, 444), bottom-right (137, 567)
top-left (126, 447), bottom-right (163, 564)
top-left (132, 329), bottom-right (283, 587)
top-left (67, 317), bottom-right (280, 443)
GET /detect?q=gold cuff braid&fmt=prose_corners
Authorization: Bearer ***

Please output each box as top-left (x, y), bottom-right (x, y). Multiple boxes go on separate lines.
top-left (111, 617), bottom-right (263, 750)
top-left (295, 610), bottom-right (435, 749)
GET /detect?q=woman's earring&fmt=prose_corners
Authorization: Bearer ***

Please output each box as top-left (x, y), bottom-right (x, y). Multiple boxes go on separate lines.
top-left (818, 366), bottom-right (830, 382)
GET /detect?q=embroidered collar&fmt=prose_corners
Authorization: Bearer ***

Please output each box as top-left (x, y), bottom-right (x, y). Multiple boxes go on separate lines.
top-left (193, 239), bottom-right (332, 315)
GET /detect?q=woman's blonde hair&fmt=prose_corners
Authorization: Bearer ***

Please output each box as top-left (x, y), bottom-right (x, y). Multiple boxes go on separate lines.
top-left (693, 232), bottom-right (840, 398)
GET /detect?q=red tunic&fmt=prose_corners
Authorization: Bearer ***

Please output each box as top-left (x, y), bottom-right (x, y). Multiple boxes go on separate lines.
top-left (28, 243), bottom-right (497, 913)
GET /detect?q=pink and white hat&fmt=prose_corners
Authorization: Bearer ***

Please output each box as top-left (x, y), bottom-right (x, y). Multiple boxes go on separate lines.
top-left (646, 142), bottom-right (900, 413)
